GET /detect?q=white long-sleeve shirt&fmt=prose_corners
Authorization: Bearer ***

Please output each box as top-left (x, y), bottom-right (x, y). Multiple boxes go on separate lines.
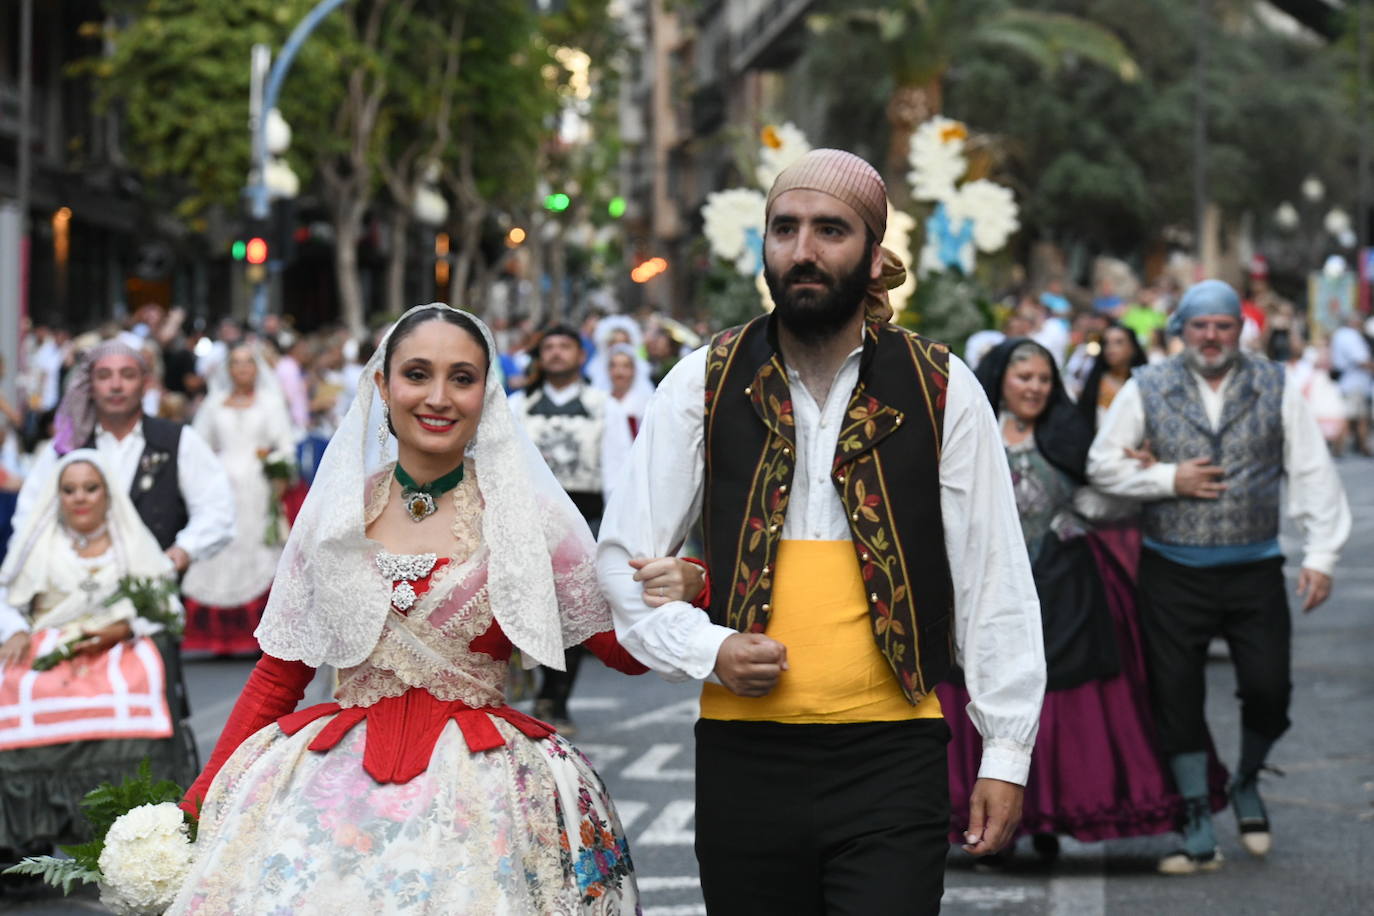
top-left (597, 343), bottom-right (1047, 785)
top-left (1087, 369), bottom-right (1350, 575)
top-left (11, 419), bottom-right (237, 564)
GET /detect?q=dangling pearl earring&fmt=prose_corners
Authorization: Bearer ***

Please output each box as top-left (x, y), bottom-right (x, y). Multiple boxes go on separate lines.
top-left (378, 401), bottom-right (391, 446)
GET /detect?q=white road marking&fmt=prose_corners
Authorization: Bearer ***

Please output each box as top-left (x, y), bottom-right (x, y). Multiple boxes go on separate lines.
top-left (622, 743), bottom-right (695, 781)
top-left (1048, 838), bottom-right (1106, 916)
top-left (638, 800), bottom-right (697, 845)
top-left (637, 876), bottom-right (702, 892)
top-left (942, 885), bottom-right (1046, 905)
top-left (576, 743), bottom-right (629, 768)
top-left (613, 799), bottom-right (649, 833)
top-left (643, 906), bottom-right (706, 916)
top-left (613, 698), bottom-right (700, 731)
top-left (568, 696), bottom-right (622, 710)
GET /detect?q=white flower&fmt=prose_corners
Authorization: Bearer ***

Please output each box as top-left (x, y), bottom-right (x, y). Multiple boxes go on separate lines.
top-left (947, 179), bottom-right (1019, 253)
top-left (907, 116), bottom-right (969, 204)
top-left (882, 205), bottom-right (918, 317)
top-left (755, 122), bottom-right (812, 190)
top-left (701, 188), bottom-right (767, 276)
top-left (97, 803), bottom-right (195, 916)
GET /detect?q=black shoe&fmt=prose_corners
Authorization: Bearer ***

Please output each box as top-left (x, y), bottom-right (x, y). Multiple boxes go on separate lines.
top-left (1032, 833), bottom-right (1060, 863)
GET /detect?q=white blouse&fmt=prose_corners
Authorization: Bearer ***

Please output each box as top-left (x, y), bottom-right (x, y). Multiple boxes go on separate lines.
top-left (597, 341), bottom-right (1047, 785)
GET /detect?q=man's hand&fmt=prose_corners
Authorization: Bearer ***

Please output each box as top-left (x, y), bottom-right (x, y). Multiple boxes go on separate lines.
top-left (713, 632), bottom-right (788, 697)
top-left (166, 546), bottom-right (191, 573)
top-left (1296, 568), bottom-right (1332, 613)
top-left (962, 778), bottom-right (1024, 856)
top-left (0, 632), bottom-right (30, 670)
top-left (1173, 457), bottom-right (1227, 499)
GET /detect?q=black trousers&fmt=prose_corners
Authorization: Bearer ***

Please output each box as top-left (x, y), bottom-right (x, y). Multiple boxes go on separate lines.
top-left (1136, 550), bottom-right (1292, 756)
top-left (694, 718), bottom-right (950, 916)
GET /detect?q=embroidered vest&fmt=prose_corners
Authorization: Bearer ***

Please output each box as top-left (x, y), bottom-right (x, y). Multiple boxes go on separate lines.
top-left (701, 316), bottom-right (954, 703)
top-left (1135, 355), bottom-right (1285, 547)
top-left (517, 385), bottom-right (606, 497)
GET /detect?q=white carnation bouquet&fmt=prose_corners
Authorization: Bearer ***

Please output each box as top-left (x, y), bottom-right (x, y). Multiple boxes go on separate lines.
top-left (3, 761), bottom-right (195, 915)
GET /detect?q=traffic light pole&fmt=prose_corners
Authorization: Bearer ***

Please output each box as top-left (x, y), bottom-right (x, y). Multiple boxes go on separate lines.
top-left (246, 0), bottom-right (349, 327)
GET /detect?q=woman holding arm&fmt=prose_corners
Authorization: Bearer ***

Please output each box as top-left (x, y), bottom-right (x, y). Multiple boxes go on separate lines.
top-left (171, 305), bottom-right (646, 914)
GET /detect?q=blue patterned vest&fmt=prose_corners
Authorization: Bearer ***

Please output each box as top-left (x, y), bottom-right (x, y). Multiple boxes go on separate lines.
top-left (1135, 355), bottom-right (1285, 547)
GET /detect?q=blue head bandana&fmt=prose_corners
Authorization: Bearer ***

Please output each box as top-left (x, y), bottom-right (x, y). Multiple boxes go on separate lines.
top-left (1168, 279), bottom-right (1241, 336)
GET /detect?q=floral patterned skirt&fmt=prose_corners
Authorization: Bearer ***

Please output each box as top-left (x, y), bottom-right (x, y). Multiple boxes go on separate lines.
top-left (169, 715), bottom-right (639, 915)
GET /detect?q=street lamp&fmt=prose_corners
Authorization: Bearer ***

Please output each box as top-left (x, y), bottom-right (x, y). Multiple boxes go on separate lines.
top-left (244, 0), bottom-right (350, 327)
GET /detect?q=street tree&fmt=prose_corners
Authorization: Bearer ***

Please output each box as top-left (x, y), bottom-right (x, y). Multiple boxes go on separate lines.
top-left (806, 0), bottom-right (1138, 200)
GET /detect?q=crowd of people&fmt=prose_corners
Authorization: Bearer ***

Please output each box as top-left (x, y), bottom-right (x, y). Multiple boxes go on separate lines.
top-left (0, 145), bottom-right (1358, 913)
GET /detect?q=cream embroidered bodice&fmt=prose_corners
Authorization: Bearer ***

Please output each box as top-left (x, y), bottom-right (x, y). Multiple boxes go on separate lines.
top-left (335, 459), bottom-right (509, 710)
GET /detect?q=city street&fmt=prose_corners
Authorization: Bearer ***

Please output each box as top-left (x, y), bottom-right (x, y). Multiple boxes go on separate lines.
top-left (5, 459), bottom-right (1372, 915)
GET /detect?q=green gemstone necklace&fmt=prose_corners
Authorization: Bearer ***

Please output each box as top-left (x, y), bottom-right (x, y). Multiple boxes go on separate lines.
top-left (394, 462), bottom-right (465, 523)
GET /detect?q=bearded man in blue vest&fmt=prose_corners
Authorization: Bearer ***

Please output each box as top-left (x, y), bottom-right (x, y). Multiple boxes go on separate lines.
top-left (1088, 279), bottom-right (1350, 874)
top-left (598, 149), bottom-right (1046, 914)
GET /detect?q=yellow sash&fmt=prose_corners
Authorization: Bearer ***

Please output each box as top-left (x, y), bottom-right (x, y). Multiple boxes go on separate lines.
top-left (700, 540), bottom-right (942, 724)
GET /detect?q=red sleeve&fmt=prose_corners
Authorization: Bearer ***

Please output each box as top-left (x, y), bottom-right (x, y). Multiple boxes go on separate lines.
top-left (181, 653), bottom-right (314, 817)
top-left (582, 630), bottom-right (649, 675)
top-left (680, 557), bottom-right (710, 608)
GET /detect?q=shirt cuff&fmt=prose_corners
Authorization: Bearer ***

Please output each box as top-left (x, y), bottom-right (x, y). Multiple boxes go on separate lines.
top-left (1151, 462), bottom-right (1179, 496)
top-left (1300, 551), bottom-right (1338, 577)
top-left (976, 738), bottom-right (1033, 786)
top-left (684, 617), bottom-right (736, 681)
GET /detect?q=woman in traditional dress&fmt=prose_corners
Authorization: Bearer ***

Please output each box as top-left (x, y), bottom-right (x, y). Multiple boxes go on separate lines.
top-left (172, 304), bottom-right (646, 914)
top-left (0, 450), bottom-right (196, 862)
top-left (938, 338), bottom-right (1225, 863)
top-left (1077, 321), bottom-right (1148, 433)
top-left (1074, 321), bottom-right (1150, 581)
top-left (180, 343), bottom-right (298, 654)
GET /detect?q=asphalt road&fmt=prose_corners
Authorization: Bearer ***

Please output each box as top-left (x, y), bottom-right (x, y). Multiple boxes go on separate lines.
top-left (7, 460), bottom-right (1373, 914)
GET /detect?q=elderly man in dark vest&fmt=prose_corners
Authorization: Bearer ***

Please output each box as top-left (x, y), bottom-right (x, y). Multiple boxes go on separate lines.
top-left (1088, 280), bottom-right (1350, 874)
top-left (598, 149), bottom-right (1046, 914)
top-left (11, 341), bottom-right (236, 572)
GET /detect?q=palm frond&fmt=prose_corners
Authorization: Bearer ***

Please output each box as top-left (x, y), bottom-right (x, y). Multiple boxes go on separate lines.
top-left (975, 10), bottom-right (1139, 82)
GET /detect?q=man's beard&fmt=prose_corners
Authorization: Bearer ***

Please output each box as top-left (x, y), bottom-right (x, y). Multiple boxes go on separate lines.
top-left (764, 255), bottom-right (870, 347)
top-left (1183, 343), bottom-right (1238, 379)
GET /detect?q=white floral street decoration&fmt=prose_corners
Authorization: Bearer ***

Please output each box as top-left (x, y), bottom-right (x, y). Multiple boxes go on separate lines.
top-left (701, 124), bottom-right (917, 318)
top-left (907, 117), bottom-right (1019, 277)
top-left (755, 122), bottom-right (813, 190)
top-left (702, 188), bottom-right (768, 276)
top-left (97, 803), bottom-right (196, 915)
top-left (907, 116), bottom-right (968, 204)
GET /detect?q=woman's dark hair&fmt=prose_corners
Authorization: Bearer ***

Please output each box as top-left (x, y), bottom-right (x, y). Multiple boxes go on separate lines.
top-left (975, 337), bottom-right (1094, 484)
top-left (382, 307), bottom-right (490, 379)
top-left (1077, 321), bottom-right (1148, 432)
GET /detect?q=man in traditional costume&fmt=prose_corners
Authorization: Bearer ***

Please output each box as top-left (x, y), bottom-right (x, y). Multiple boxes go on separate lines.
top-left (11, 340), bottom-right (236, 571)
top-left (510, 324), bottom-right (614, 735)
top-left (1088, 279), bottom-right (1350, 874)
top-left (598, 149), bottom-right (1046, 913)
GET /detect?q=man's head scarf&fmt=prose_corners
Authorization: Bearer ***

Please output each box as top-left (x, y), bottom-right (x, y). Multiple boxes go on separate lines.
top-left (1168, 279), bottom-right (1242, 337)
top-left (765, 148), bottom-right (905, 323)
top-left (52, 340), bottom-right (148, 456)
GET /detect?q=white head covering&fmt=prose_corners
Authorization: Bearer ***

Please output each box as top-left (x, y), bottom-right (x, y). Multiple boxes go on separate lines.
top-left (0, 449), bottom-right (174, 629)
top-left (196, 340), bottom-right (298, 443)
top-left (255, 303), bottom-right (611, 669)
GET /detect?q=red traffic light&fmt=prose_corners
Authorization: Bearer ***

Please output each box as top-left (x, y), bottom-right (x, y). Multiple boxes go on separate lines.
top-left (245, 237), bottom-right (269, 265)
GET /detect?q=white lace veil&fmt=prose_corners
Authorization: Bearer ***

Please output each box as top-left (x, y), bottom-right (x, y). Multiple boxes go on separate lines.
top-left (196, 341), bottom-right (298, 445)
top-left (255, 303), bottom-right (609, 670)
top-left (0, 449), bottom-right (175, 609)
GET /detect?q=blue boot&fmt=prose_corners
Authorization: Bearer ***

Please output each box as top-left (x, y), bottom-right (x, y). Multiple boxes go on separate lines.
top-left (1159, 752), bottom-right (1223, 875)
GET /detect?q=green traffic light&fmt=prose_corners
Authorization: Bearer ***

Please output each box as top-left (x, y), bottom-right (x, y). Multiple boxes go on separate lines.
top-left (545, 192), bottom-right (571, 212)
top-left (231, 240), bottom-right (247, 260)
top-left (608, 196), bottom-right (626, 219)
